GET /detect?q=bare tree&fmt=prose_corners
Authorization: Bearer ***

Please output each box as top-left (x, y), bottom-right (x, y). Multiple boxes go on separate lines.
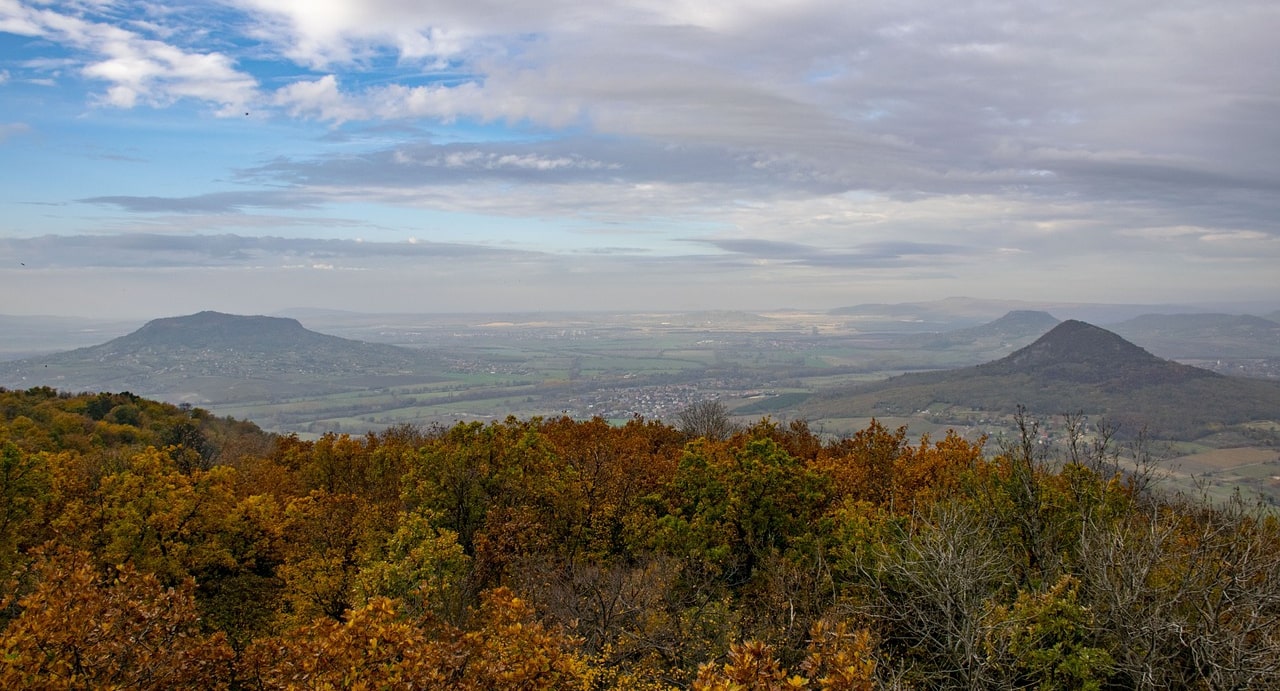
top-left (1076, 490), bottom-right (1280, 689)
top-left (848, 500), bottom-right (1011, 689)
top-left (677, 399), bottom-right (736, 441)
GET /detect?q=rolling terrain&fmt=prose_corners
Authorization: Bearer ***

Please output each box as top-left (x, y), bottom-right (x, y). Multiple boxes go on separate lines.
top-left (2, 305), bottom-right (1278, 453)
top-left (1105, 313), bottom-right (1280, 359)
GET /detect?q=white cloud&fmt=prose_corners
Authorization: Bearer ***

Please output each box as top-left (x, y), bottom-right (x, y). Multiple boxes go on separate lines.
top-left (1, 1), bottom-right (258, 112)
top-left (273, 74), bottom-right (367, 122)
top-left (391, 148), bottom-right (617, 172)
top-left (230, 0), bottom-right (488, 68)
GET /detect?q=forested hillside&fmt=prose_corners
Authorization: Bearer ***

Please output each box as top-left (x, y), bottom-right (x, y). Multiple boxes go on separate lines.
top-left (1, 386), bottom-right (1278, 688)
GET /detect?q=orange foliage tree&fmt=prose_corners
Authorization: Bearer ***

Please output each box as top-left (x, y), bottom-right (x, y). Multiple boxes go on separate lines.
top-left (0, 548), bottom-right (234, 689)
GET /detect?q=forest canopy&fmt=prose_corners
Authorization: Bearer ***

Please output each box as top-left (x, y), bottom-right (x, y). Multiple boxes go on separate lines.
top-left (0, 386), bottom-right (1278, 689)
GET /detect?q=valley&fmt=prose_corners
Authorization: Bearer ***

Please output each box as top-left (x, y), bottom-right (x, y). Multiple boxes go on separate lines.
top-left (3, 299), bottom-right (1279, 502)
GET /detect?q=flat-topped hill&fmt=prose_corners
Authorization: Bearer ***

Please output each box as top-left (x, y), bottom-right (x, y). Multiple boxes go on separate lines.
top-left (0, 311), bottom-right (444, 403)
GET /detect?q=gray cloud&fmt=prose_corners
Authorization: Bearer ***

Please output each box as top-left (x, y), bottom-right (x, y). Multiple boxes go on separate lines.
top-left (3, 0), bottom-right (1279, 315)
top-left (702, 237), bottom-right (975, 269)
top-left (242, 137), bottom-right (857, 195)
top-left (0, 233), bottom-right (531, 269)
top-left (80, 190), bottom-right (323, 214)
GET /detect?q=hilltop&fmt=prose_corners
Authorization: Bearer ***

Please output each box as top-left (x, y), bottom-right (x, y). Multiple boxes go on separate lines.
top-left (0, 311), bottom-right (444, 404)
top-left (801, 320), bottom-right (1280, 440)
top-left (972, 319), bottom-right (1215, 389)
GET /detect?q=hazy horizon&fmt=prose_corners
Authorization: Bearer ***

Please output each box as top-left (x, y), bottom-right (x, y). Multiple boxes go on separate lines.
top-left (5, 295), bottom-right (1280, 327)
top-left (2, 1), bottom-right (1278, 319)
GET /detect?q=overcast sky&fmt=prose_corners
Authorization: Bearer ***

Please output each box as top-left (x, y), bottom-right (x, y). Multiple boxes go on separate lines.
top-left (1, 0), bottom-right (1277, 318)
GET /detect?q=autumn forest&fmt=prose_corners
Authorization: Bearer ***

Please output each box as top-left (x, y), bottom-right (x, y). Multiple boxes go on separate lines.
top-left (1, 386), bottom-right (1278, 689)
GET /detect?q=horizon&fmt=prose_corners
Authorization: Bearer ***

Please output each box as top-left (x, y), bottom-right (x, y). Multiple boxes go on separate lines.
top-left (2, 1), bottom-right (1278, 319)
top-left (2, 295), bottom-right (1280, 322)
top-left (4, 294), bottom-right (1280, 323)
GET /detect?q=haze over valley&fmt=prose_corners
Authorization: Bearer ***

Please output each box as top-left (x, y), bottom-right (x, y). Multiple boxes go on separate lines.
top-left (5, 297), bottom-right (1279, 502)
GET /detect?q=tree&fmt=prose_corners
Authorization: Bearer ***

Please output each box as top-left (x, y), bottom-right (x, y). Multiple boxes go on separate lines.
top-left (692, 621), bottom-right (878, 691)
top-left (664, 437), bottom-right (829, 585)
top-left (242, 588), bottom-right (591, 690)
top-left (0, 441), bottom-right (49, 578)
top-left (983, 575), bottom-right (1115, 690)
top-left (0, 549), bottom-right (234, 689)
top-left (354, 507), bottom-right (470, 621)
top-left (679, 400), bottom-right (737, 441)
top-left (837, 500), bottom-right (1010, 688)
top-left (277, 490), bottom-right (380, 622)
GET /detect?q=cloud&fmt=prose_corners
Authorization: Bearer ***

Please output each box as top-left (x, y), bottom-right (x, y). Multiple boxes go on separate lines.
top-left (242, 136), bottom-right (852, 202)
top-left (273, 74), bottom-right (368, 123)
top-left (0, 233), bottom-right (529, 269)
top-left (230, 0), bottom-right (565, 68)
top-left (242, 0), bottom-right (1279, 251)
top-left (80, 190), bottom-right (323, 214)
top-left (393, 149), bottom-right (618, 172)
top-left (1, 1), bottom-right (258, 112)
top-left (3, 0), bottom-right (1279, 314)
top-left (701, 237), bottom-right (975, 269)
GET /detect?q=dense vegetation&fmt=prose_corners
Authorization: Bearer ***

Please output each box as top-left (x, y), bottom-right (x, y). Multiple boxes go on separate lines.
top-left (1, 386), bottom-right (1278, 689)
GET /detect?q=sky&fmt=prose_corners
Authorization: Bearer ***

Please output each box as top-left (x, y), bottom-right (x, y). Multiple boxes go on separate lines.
top-left (1, 0), bottom-right (1278, 318)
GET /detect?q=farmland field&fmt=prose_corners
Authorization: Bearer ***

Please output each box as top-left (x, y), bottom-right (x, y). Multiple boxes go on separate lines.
top-left (1172, 447), bottom-right (1280, 473)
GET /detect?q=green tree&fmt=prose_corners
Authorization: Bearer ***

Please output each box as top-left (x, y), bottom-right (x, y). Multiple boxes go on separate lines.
top-left (664, 436), bottom-right (829, 585)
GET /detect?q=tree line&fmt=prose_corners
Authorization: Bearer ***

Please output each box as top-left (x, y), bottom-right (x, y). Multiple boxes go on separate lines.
top-left (0, 386), bottom-right (1277, 689)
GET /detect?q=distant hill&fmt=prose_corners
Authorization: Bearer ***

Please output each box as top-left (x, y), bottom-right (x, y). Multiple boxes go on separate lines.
top-left (1106, 313), bottom-right (1280, 359)
top-left (828, 297), bottom-right (1201, 332)
top-left (972, 320), bottom-right (1215, 388)
top-left (0, 311), bottom-right (444, 404)
top-left (916, 310), bottom-right (1060, 350)
top-left (801, 320), bottom-right (1280, 440)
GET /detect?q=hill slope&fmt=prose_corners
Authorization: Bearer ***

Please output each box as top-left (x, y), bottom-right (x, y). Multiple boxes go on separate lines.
top-left (802, 320), bottom-right (1280, 440)
top-left (916, 310), bottom-right (1060, 350)
top-left (1105, 313), bottom-right (1280, 359)
top-left (0, 311), bottom-right (444, 404)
